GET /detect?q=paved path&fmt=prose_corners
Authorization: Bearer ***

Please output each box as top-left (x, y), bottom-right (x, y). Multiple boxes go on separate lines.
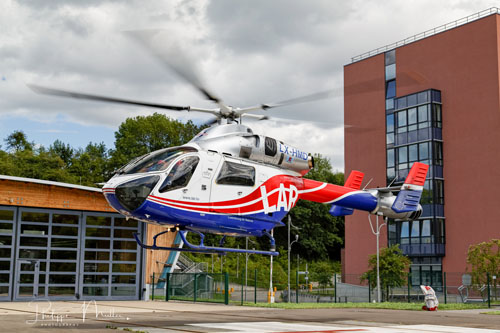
top-left (0, 300), bottom-right (498, 332)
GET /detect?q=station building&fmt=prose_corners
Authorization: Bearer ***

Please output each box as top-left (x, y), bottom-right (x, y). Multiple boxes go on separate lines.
top-left (343, 8), bottom-right (500, 285)
top-left (0, 175), bottom-right (177, 301)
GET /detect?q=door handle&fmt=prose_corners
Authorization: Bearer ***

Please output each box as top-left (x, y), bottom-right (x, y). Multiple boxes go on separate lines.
top-left (182, 189), bottom-right (188, 193)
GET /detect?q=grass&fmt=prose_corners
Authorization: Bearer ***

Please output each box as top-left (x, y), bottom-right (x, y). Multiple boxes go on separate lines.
top-left (241, 301), bottom-right (489, 311)
top-left (481, 311), bottom-right (500, 315)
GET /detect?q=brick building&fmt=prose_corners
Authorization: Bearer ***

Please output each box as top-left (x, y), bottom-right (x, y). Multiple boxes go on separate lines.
top-left (343, 8), bottom-right (500, 285)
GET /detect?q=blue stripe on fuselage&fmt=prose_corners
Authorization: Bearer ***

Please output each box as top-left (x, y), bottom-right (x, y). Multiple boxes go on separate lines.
top-left (104, 193), bottom-right (285, 237)
top-left (333, 191), bottom-right (378, 212)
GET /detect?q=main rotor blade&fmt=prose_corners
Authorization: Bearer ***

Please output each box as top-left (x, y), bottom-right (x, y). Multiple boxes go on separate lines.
top-left (28, 84), bottom-right (219, 115)
top-left (237, 89), bottom-right (341, 114)
top-left (125, 30), bottom-right (229, 111)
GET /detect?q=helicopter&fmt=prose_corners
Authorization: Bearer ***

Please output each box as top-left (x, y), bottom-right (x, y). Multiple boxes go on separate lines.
top-left (28, 31), bottom-right (429, 256)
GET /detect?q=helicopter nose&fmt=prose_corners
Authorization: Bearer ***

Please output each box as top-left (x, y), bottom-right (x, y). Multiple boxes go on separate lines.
top-left (114, 175), bottom-right (160, 212)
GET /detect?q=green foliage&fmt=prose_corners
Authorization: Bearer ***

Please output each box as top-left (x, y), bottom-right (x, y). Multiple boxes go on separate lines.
top-left (69, 142), bottom-right (110, 186)
top-left (109, 113), bottom-right (203, 172)
top-left (361, 244), bottom-right (411, 301)
top-left (4, 130), bottom-right (33, 152)
top-left (309, 261), bottom-right (334, 290)
top-left (467, 239), bottom-right (500, 300)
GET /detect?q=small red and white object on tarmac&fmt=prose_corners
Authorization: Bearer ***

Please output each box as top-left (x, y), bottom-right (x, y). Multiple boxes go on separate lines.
top-left (420, 285), bottom-right (439, 311)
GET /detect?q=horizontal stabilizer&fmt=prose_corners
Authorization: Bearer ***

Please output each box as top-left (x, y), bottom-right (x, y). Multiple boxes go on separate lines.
top-left (392, 190), bottom-right (423, 213)
top-left (344, 170), bottom-right (364, 190)
top-left (329, 204), bottom-right (354, 217)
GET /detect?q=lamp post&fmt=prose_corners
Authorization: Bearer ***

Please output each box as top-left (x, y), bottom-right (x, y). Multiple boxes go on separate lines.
top-left (287, 215), bottom-right (300, 302)
top-left (368, 214), bottom-right (387, 303)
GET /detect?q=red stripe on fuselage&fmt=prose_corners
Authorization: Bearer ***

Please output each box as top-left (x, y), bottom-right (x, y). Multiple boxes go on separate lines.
top-left (147, 175), bottom-right (356, 214)
top-left (299, 178), bottom-right (358, 203)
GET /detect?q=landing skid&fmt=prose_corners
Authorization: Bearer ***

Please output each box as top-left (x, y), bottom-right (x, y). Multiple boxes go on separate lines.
top-left (133, 230), bottom-right (279, 256)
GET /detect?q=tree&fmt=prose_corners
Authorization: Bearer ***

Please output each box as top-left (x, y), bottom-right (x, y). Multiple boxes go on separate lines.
top-left (4, 130), bottom-right (33, 152)
top-left (50, 140), bottom-right (74, 167)
top-left (310, 261), bottom-right (335, 291)
top-left (361, 244), bottom-right (411, 301)
top-left (109, 113), bottom-right (204, 172)
top-left (467, 239), bottom-right (500, 300)
top-left (69, 142), bottom-right (110, 186)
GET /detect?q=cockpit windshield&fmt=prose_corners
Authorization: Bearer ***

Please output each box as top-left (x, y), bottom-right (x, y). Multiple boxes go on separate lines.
top-left (119, 147), bottom-right (198, 175)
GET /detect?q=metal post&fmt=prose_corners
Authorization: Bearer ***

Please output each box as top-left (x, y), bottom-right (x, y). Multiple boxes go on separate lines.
top-left (443, 272), bottom-right (447, 304)
top-left (165, 273), bottom-right (170, 301)
top-left (368, 276), bottom-right (371, 303)
top-left (224, 272), bottom-right (229, 305)
top-left (287, 216), bottom-right (299, 303)
top-left (152, 272), bottom-right (155, 301)
top-left (194, 273), bottom-right (198, 302)
top-left (296, 269), bottom-right (299, 303)
top-left (241, 269), bottom-right (244, 306)
top-left (408, 272), bottom-right (411, 303)
top-left (487, 273), bottom-right (491, 308)
top-left (288, 215), bottom-right (290, 302)
top-left (334, 273), bottom-right (337, 303)
top-left (368, 215), bottom-right (387, 303)
top-left (376, 217), bottom-right (381, 303)
top-left (245, 237), bottom-right (248, 301)
top-left (269, 230), bottom-right (274, 303)
top-left (254, 269), bottom-right (257, 304)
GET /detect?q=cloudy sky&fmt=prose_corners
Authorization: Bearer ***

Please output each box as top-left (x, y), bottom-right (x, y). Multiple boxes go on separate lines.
top-left (0, 0), bottom-right (497, 171)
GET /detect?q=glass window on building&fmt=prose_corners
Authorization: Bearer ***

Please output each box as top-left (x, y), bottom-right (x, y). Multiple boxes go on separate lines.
top-left (410, 221), bottom-right (420, 244)
top-left (386, 80), bottom-right (396, 98)
top-left (385, 64), bottom-right (396, 81)
top-left (385, 49), bottom-right (395, 65)
top-left (408, 108), bottom-right (417, 131)
top-left (433, 142), bottom-right (443, 166)
top-left (417, 91), bottom-right (429, 104)
top-left (407, 93), bottom-right (417, 107)
top-left (401, 221), bottom-right (409, 244)
top-left (418, 105), bottom-right (429, 128)
top-left (398, 146), bottom-right (408, 170)
top-left (421, 180), bottom-right (433, 204)
top-left (433, 104), bottom-right (442, 128)
top-left (421, 219), bottom-right (431, 243)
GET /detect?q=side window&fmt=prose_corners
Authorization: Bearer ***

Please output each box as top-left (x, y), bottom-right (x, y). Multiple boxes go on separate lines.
top-left (216, 161), bottom-right (255, 186)
top-left (159, 156), bottom-right (199, 193)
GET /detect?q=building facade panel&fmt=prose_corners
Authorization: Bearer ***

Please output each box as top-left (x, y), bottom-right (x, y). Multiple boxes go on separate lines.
top-left (344, 53), bottom-right (388, 276)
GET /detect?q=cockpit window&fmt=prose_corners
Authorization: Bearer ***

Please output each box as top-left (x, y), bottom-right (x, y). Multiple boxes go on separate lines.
top-left (216, 161), bottom-right (255, 186)
top-left (159, 156), bottom-right (200, 193)
top-left (120, 147), bottom-right (197, 175)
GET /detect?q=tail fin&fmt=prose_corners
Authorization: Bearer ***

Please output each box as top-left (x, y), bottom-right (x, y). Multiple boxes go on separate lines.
top-left (392, 162), bottom-right (429, 213)
top-left (401, 162), bottom-right (428, 190)
top-left (329, 170), bottom-right (364, 217)
top-left (344, 170), bottom-right (364, 190)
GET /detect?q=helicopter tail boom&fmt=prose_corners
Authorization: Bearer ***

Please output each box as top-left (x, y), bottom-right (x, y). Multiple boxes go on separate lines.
top-left (299, 162), bottom-right (428, 221)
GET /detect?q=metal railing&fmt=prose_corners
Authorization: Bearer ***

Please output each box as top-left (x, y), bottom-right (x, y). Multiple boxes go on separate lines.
top-left (351, 7), bottom-right (500, 63)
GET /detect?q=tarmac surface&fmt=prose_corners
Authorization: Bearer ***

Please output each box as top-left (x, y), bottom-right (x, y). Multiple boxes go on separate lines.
top-left (0, 300), bottom-right (498, 333)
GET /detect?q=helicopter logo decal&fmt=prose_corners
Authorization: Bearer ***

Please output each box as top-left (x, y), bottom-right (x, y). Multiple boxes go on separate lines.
top-left (260, 183), bottom-right (299, 214)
